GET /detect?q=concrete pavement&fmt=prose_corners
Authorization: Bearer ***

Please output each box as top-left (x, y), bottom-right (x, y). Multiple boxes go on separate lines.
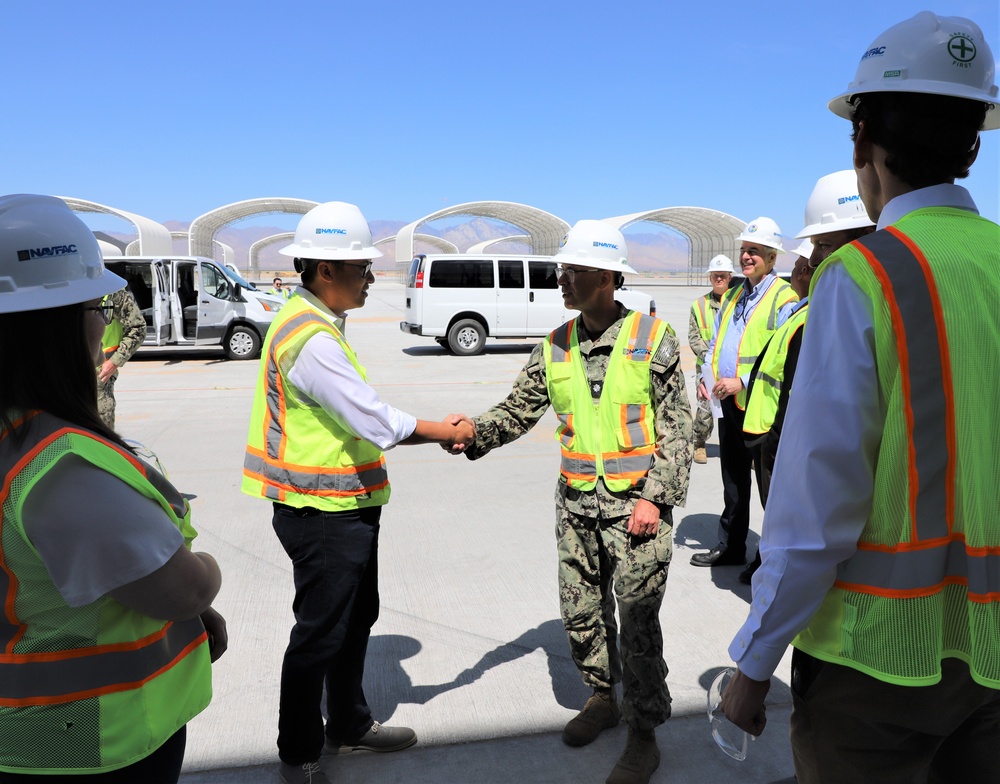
top-left (114, 278), bottom-right (795, 784)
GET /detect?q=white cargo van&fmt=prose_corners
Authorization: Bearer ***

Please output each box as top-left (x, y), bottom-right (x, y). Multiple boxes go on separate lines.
top-left (103, 256), bottom-right (284, 359)
top-left (399, 254), bottom-right (656, 355)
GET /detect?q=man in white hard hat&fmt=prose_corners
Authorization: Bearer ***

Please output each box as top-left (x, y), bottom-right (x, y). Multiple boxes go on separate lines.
top-left (688, 255), bottom-right (733, 464)
top-left (241, 202), bottom-right (475, 784)
top-left (723, 14), bottom-right (1000, 782)
top-left (461, 220), bottom-right (692, 784)
top-left (738, 171), bottom-right (875, 584)
top-left (690, 218), bottom-right (797, 569)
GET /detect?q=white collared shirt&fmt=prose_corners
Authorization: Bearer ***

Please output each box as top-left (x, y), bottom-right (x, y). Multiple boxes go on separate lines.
top-left (729, 184), bottom-right (981, 681)
top-left (285, 287), bottom-right (416, 451)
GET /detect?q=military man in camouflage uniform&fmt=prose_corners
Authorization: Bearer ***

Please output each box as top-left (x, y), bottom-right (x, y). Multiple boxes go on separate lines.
top-left (97, 288), bottom-right (146, 429)
top-left (464, 221), bottom-right (692, 784)
top-left (688, 255), bottom-right (733, 464)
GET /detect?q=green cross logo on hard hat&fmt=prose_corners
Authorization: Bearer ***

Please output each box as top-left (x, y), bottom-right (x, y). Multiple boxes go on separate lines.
top-left (948, 33), bottom-right (976, 63)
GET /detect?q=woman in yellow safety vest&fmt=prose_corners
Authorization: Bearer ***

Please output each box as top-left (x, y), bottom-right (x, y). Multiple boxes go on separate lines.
top-left (0, 195), bottom-right (226, 783)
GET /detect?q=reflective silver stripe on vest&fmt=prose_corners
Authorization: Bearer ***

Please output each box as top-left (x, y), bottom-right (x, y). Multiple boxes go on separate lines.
top-left (857, 230), bottom-right (950, 542)
top-left (624, 315), bottom-right (655, 362)
top-left (622, 404), bottom-right (647, 447)
top-left (604, 452), bottom-right (655, 478)
top-left (243, 451), bottom-right (386, 497)
top-left (549, 320), bottom-right (574, 363)
top-left (264, 312), bottom-right (328, 459)
top-left (756, 371), bottom-right (782, 393)
top-left (561, 453), bottom-right (597, 479)
top-left (0, 617), bottom-right (205, 704)
top-left (557, 413), bottom-right (574, 448)
top-left (839, 540), bottom-right (1000, 598)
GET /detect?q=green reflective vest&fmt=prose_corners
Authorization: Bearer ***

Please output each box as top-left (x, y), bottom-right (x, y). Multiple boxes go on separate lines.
top-left (743, 302), bottom-right (809, 436)
top-left (793, 208), bottom-right (1000, 688)
top-left (0, 412), bottom-right (211, 774)
top-left (710, 277), bottom-right (797, 410)
top-left (100, 294), bottom-right (123, 362)
top-left (242, 295), bottom-right (390, 511)
top-left (544, 312), bottom-right (667, 492)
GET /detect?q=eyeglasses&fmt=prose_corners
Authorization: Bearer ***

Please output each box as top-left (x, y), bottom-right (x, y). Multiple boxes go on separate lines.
top-left (555, 264), bottom-right (602, 282)
top-left (85, 303), bottom-right (115, 325)
top-left (707, 668), bottom-right (755, 761)
top-left (709, 273), bottom-right (730, 283)
top-left (335, 260), bottom-right (373, 278)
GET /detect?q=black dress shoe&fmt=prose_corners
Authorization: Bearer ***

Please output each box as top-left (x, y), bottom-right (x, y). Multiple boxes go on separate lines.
top-left (738, 552), bottom-right (762, 583)
top-left (690, 545), bottom-right (746, 567)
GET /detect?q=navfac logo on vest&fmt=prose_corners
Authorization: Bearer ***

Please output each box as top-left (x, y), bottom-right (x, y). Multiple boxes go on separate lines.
top-left (17, 244), bottom-right (78, 262)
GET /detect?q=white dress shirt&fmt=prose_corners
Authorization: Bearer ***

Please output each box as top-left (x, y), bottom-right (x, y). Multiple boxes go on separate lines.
top-left (285, 287), bottom-right (417, 451)
top-left (729, 184), bottom-right (981, 681)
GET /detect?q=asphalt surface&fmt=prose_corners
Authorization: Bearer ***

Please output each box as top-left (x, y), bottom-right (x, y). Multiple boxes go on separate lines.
top-left (115, 278), bottom-right (796, 784)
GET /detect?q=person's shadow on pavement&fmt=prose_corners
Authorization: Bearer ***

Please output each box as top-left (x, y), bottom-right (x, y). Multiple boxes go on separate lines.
top-left (364, 620), bottom-right (589, 719)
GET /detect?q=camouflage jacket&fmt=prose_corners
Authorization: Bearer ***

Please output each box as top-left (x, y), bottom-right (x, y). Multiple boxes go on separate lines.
top-left (105, 288), bottom-right (146, 367)
top-left (467, 305), bottom-right (693, 518)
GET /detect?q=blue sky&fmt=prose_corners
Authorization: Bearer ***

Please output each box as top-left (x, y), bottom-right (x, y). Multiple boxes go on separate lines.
top-left (4, 1), bottom-right (998, 244)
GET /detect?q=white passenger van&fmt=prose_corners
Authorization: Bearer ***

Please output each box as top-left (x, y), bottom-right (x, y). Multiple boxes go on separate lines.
top-left (400, 254), bottom-right (656, 355)
top-left (103, 256), bottom-right (284, 359)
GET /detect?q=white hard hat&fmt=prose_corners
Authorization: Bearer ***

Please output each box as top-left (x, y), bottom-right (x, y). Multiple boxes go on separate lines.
top-left (553, 220), bottom-right (637, 274)
top-left (707, 255), bottom-right (734, 274)
top-left (829, 12), bottom-right (999, 131)
top-left (0, 194), bottom-right (125, 314)
top-left (280, 201), bottom-right (384, 260)
top-left (737, 217), bottom-right (784, 252)
top-left (793, 239), bottom-right (814, 259)
top-left (796, 170), bottom-right (876, 238)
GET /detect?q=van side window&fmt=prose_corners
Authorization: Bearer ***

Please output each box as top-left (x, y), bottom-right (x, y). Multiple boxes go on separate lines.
top-left (202, 263), bottom-right (232, 300)
top-left (498, 260), bottom-right (524, 289)
top-left (428, 260), bottom-right (494, 288)
top-left (528, 261), bottom-right (559, 290)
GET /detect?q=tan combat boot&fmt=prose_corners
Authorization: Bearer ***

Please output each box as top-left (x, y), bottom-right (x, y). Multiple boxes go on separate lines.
top-left (606, 728), bottom-right (660, 784)
top-left (693, 446), bottom-right (708, 464)
top-left (562, 690), bottom-right (620, 747)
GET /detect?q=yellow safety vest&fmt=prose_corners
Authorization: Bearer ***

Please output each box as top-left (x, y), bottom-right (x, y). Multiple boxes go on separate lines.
top-left (544, 312), bottom-right (667, 492)
top-left (710, 277), bottom-right (797, 410)
top-left (0, 411), bottom-right (211, 774)
top-left (793, 209), bottom-right (1000, 688)
top-left (242, 295), bottom-right (390, 511)
top-left (743, 302), bottom-right (809, 436)
top-left (100, 294), bottom-right (123, 362)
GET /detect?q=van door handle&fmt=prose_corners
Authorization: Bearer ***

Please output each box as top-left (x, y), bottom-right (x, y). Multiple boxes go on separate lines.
top-left (530, 292), bottom-right (535, 302)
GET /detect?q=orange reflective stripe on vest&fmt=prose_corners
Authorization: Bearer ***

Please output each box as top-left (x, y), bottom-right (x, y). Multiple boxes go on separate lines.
top-left (0, 423), bottom-right (207, 706)
top-left (249, 311), bottom-right (388, 500)
top-left (833, 227), bottom-right (992, 599)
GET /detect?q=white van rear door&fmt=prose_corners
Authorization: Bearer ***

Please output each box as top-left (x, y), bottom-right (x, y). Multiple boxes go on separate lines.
top-left (526, 260), bottom-right (569, 331)
top-left (151, 260), bottom-right (170, 344)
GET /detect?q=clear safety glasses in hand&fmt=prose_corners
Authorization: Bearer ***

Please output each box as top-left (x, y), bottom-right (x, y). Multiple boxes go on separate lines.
top-left (707, 668), bottom-right (755, 761)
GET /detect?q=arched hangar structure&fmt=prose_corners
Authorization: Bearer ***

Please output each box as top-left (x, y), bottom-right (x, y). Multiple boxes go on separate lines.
top-left (393, 201), bottom-right (570, 266)
top-left (249, 233), bottom-right (295, 274)
top-left (375, 234), bottom-right (459, 255)
top-left (188, 197), bottom-right (319, 261)
top-left (603, 207), bottom-right (744, 283)
top-left (58, 197), bottom-right (173, 256)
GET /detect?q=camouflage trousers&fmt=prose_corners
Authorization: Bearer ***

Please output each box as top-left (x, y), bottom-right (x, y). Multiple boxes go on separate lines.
top-left (556, 497), bottom-right (672, 730)
top-left (692, 398), bottom-right (714, 448)
top-left (97, 372), bottom-right (118, 430)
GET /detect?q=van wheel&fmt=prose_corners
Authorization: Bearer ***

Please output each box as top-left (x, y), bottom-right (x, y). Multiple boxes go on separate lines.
top-left (447, 319), bottom-right (486, 356)
top-left (225, 325), bottom-right (261, 360)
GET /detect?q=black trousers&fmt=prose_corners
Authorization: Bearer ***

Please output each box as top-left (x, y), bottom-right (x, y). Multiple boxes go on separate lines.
top-left (791, 650), bottom-right (1000, 783)
top-left (716, 396), bottom-right (762, 556)
top-left (272, 503), bottom-right (382, 765)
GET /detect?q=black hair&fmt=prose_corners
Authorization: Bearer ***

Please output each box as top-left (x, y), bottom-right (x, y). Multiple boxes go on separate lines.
top-left (0, 303), bottom-right (130, 450)
top-left (295, 258), bottom-right (321, 285)
top-left (851, 92), bottom-right (987, 188)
